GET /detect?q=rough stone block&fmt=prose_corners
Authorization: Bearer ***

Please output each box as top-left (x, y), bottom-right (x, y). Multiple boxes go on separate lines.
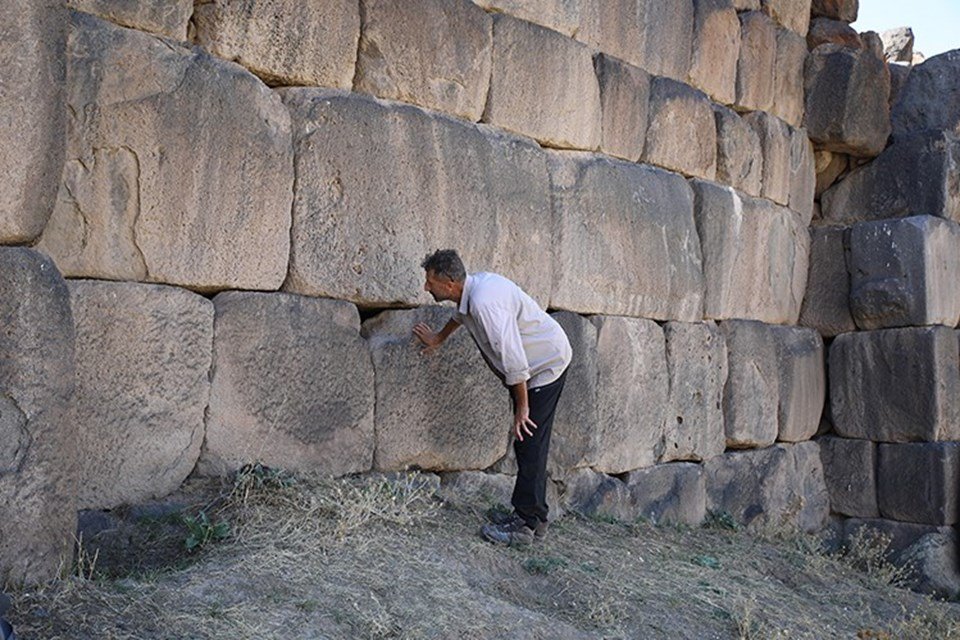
top-left (888, 62), bottom-right (911, 107)
top-left (848, 216), bottom-right (960, 330)
top-left (798, 226), bottom-right (856, 338)
top-left (363, 307), bottom-right (508, 471)
top-left (721, 320), bottom-right (779, 448)
top-left (194, 0), bottom-right (358, 88)
top-left (806, 17), bottom-right (862, 49)
top-left (37, 13), bottom-right (292, 292)
top-left (661, 322), bottom-right (727, 463)
top-left (744, 111), bottom-right (791, 205)
top-left (484, 14), bottom-right (600, 149)
top-left (761, 0), bottom-right (811, 37)
top-left (878, 443), bottom-right (960, 525)
top-left (69, 0), bottom-right (192, 39)
top-left (814, 149), bottom-right (849, 196)
top-left (804, 43), bottom-right (891, 157)
top-left (880, 27), bottom-right (914, 63)
top-left (549, 312), bottom-right (599, 477)
top-left (776, 327), bottom-right (826, 443)
top-left (791, 441), bottom-right (830, 532)
top-left (891, 50), bottom-right (960, 140)
top-left (595, 54), bottom-right (650, 162)
top-left (637, 0), bottom-right (694, 81)
top-left (811, 0), bottom-right (858, 22)
top-left (353, 0), bottom-right (491, 121)
top-left (843, 518), bottom-right (952, 559)
top-left (688, 0), bottom-right (740, 105)
top-left (282, 90), bottom-right (552, 307)
top-left (830, 327), bottom-right (960, 442)
top-left (471, 0), bottom-right (583, 38)
top-left (735, 11), bottom-right (777, 112)
top-left (772, 29), bottom-right (807, 128)
top-left (0, 0), bottom-right (66, 243)
top-left (624, 463), bottom-right (707, 525)
top-left (818, 435), bottom-right (879, 518)
top-left (732, 0), bottom-right (759, 7)
top-left (438, 471), bottom-right (514, 509)
top-left (820, 131), bottom-right (960, 224)
top-left (549, 152), bottom-right (703, 320)
top-left (713, 105), bottom-right (763, 196)
top-left (0, 248), bottom-right (76, 585)
top-left (643, 77), bottom-right (717, 180)
top-left (899, 530), bottom-right (960, 600)
top-left (585, 0), bottom-right (643, 68)
top-left (560, 468), bottom-right (631, 519)
top-left (788, 128), bottom-right (816, 224)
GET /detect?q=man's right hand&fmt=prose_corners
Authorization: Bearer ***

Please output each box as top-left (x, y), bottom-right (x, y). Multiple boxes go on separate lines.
top-left (413, 322), bottom-right (442, 354)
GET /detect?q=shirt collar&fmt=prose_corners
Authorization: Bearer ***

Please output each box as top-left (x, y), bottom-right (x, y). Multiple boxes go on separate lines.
top-left (458, 274), bottom-right (474, 315)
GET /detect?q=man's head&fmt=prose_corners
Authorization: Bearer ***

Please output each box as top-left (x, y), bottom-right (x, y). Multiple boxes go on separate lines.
top-left (421, 249), bottom-right (466, 302)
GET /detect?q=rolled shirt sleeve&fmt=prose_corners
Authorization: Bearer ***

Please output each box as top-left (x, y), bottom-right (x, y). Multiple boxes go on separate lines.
top-left (474, 303), bottom-right (530, 386)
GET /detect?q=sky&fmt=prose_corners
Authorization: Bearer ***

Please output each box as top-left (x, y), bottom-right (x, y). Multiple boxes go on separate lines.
top-left (852, 0), bottom-right (960, 58)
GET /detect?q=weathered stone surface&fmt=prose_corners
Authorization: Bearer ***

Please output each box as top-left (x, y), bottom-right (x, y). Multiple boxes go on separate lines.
top-left (37, 13), bottom-right (292, 292)
top-left (353, 0), bottom-right (491, 121)
top-left (818, 435), bottom-right (879, 518)
top-left (282, 90), bottom-right (552, 307)
top-left (744, 111), bottom-right (791, 205)
top-left (595, 54), bottom-right (650, 161)
top-left (804, 43), bottom-right (891, 157)
top-left (811, 0), bottom-right (857, 22)
top-left (549, 312), bottom-right (598, 477)
top-left (363, 307), bottom-right (507, 471)
top-left (69, 281), bottom-right (209, 509)
top-left (772, 29), bottom-right (806, 127)
top-left (688, 0), bottom-right (740, 105)
top-left (880, 27), bottom-right (914, 63)
top-left (693, 181), bottom-right (809, 324)
top-left (761, 0), bottom-right (811, 37)
top-left (624, 463), bottom-right (707, 525)
top-left (888, 62), bottom-right (911, 107)
top-left (806, 17), bottom-right (862, 49)
top-left (848, 216), bottom-right (960, 330)
top-left (583, 0), bottom-right (642, 68)
top-left (878, 443), bottom-right (960, 525)
top-left (472, 0), bottom-right (582, 38)
top-left (814, 149), bottom-right (849, 196)
top-left (560, 468), bottom-right (630, 518)
top-left (643, 77), bottom-right (717, 180)
top-left (821, 131), bottom-right (960, 224)
top-left (0, 248), bottom-right (76, 585)
top-left (791, 441), bottom-right (830, 532)
top-left (720, 320), bottom-right (778, 448)
top-left (484, 14), bottom-right (600, 149)
top-left (637, 0), bottom-right (694, 81)
top-left (201, 293), bottom-right (373, 477)
top-left (788, 128), bottom-right (816, 224)
top-left (438, 471), bottom-right (514, 509)
top-left (844, 518), bottom-right (952, 557)
top-left (830, 326), bottom-right (960, 442)
top-left (0, 0), bottom-right (66, 243)
top-left (713, 105), bottom-right (763, 196)
top-left (592, 316), bottom-right (668, 473)
top-left (549, 153), bottom-right (703, 320)
top-left (891, 50), bottom-right (960, 140)
top-left (735, 11), bottom-right (777, 112)
top-left (899, 530), bottom-right (960, 599)
top-left (798, 226), bottom-right (856, 338)
top-left (661, 322), bottom-right (727, 463)
top-left (193, 0), bottom-right (358, 88)
top-left (776, 328), bottom-right (825, 443)
top-left (69, 0), bottom-right (192, 39)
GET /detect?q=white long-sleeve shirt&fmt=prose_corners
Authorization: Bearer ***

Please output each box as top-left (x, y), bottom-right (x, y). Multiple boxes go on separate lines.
top-left (455, 272), bottom-right (572, 388)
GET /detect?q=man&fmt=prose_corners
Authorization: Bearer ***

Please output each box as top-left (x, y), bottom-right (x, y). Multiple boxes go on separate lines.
top-left (413, 249), bottom-right (571, 546)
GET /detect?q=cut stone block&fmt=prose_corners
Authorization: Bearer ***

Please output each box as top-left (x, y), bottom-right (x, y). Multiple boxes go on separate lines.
top-left (0, 248), bottom-right (76, 585)
top-left (720, 320), bottom-right (778, 448)
top-left (194, 0), bottom-right (358, 88)
top-left (688, 0), bottom-right (740, 105)
top-left (811, 0), bottom-right (858, 22)
top-left (806, 18), bottom-right (862, 49)
top-left (637, 0), bottom-right (694, 81)
top-left (68, 0), bottom-right (192, 39)
top-left (713, 105), bottom-right (763, 196)
top-left (848, 216), bottom-right (960, 330)
top-left (354, 0), bottom-right (491, 121)
top-left (37, 13), bottom-right (292, 292)
top-left (548, 312), bottom-right (599, 478)
top-left (788, 128), bottom-right (816, 224)
top-left (761, 0), bottom-right (811, 36)
top-left (560, 468), bottom-right (632, 519)
top-left (830, 326), bottom-right (960, 442)
top-left (471, 0), bottom-right (583, 38)
top-left (791, 441), bottom-right (830, 532)
top-left (804, 43), bottom-right (891, 157)
top-left (891, 50), bottom-right (960, 140)
top-left (798, 226), bottom-right (856, 338)
top-left (549, 152), bottom-right (703, 320)
top-left (438, 471), bottom-right (514, 509)
top-left (585, 0), bottom-right (643, 68)
top-left (743, 111), bottom-right (791, 205)
top-left (282, 90), bottom-right (552, 307)
top-left (484, 13), bottom-right (600, 149)
top-left (595, 54), bottom-right (651, 162)
top-left (661, 322), bottom-right (727, 463)
top-left (776, 327), bottom-right (825, 443)
top-left (735, 11), bottom-right (777, 112)
top-left (843, 519), bottom-right (954, 574)
top-left (818, 435), bottom-right (879, 518)
top-left (888, 62), bottom-right (911, 107)
top-left (880, 27), bottom-right (914, 63)
top-left (0, 0), bottom-right (66, 243)
top-left (69, 281), bottom-right (211, 509)
top-left (643, 77), bottom-right (717, 180)
top-left (820, 131), bottom-right (960, 225)
top-left (202, 292), bottom-right (374, 477)
top-left (624, 463), bottom-right (707, 526)
top-left (899, 530), bottom-right (960, 600)
top-left (878, 443), bottom-right (960, 525)
top-left (772, 29), bottom-right (807, 128)
top-left (363, 307), bottom-right (508, 471)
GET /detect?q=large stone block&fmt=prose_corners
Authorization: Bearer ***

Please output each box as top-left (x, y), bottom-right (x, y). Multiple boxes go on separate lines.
top-left (820, 131), bottom-right (960, 224)
top-left (693, 181), bottom-right (809, 324)
top-left (848, 216), bottom-right (960, 330)
top-left (720, 320), bottom-right (778, 448)
top-left (595, 54), bottom-right (650, 162)
top-left (637, 0), bottom-right (694, 81)
top-left (791, 441), bottom-right (830, 532)
top-left (899, 530), bottom-right (960, 600)
top-left (878, 443), bottom-right (960, 526)
top-left (471, 0), bottom-right (583, 38)
top-left (760, 0), bottom-right (811, 37)
top-left (743, 111), bottom-right (791, 205)
top-left (0, 248), bottom-right (76, 585)
top-left (483, 14), bottom-right (600, 149)
top-left (194, 0), bottom-right (358, 88)
top-left (713, 105), bottom-right (763, 196)
top-left (806, 18), bottom-right (862, 50)
top-left (623, 463), bottom-right (707, 526)
top-left (735, 11), bottom-right (777, 112)
top-left (888, 62), bottom-right (911, 107)
top-left (803, 43), bottom-right (891, 157)
top-left (549, 153), bottom-right (703, 320)
top-left (68, 0), bottom-right (192, 39)
top-left (772, 29), bottom-right (807, 128)
top-left (688, 0), bottom-right (740, 105)
top-left (661, 322), bottom-right (727, 463)
top-left (354, 0), bottom-right (491, 121)
top-left (548, 312), bottom-right (598, 477)
top-left (282, 90), bottom-right (552, 307)
top-left (811, 0), bottom-right (857, 22)
top-left (891, 50), bottom-right (960, 140)
top-left (0, 0), bottom-right (66, 243)
top-left (798, 226), bottom-right (856, 337)
top-left (363, 307), bottom-right (508, 471)
top-left (70, 281), bottom-right (211, 508)
top-left (560, 468), bottom-right (632, 519)
top-left (830, 327), bottom-right (960, 442)
top-left (788, 128), bottom-right (816, 224)
top-left (584, 0), bottom-right (643, 68)
top-left (643, 77), bottom-right (717, 180)
top-left (818, 435), bottom-right (879, 518)
top-left (814, 149), bottom-right (849, 196)
top-left (201, 292), bottom-right (374, 477)
top-left (37, 14), bottom-right (292, 292)
top-left (880, 27), bottom-right (914, 63)
top-left (775, 327), bottom-right (825, 443)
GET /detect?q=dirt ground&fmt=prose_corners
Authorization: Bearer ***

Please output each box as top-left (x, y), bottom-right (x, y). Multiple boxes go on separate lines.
top-left (5, 470), bottom-right (960, 639)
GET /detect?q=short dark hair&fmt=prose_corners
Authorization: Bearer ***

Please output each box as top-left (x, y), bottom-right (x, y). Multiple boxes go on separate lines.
top-left (421, 249), bottom-right (466, 282)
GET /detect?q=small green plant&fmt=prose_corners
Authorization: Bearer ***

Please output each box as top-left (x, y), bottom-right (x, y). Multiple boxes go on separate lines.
top-left (523, 555), bottom-right (568, 575)
top-left (182, 510), bottom-right (230, 552)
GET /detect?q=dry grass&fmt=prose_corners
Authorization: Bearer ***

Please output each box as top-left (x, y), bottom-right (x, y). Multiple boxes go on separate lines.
top-left (6, 470), bottom-right (960, 639)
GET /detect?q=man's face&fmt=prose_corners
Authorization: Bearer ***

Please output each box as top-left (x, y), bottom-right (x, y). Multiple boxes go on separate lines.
top-left (424, 270), bottom-right (455, 302)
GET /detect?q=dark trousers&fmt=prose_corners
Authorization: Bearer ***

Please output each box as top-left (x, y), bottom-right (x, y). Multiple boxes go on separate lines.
top-left (512, 370), bottom-right (567, 527)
